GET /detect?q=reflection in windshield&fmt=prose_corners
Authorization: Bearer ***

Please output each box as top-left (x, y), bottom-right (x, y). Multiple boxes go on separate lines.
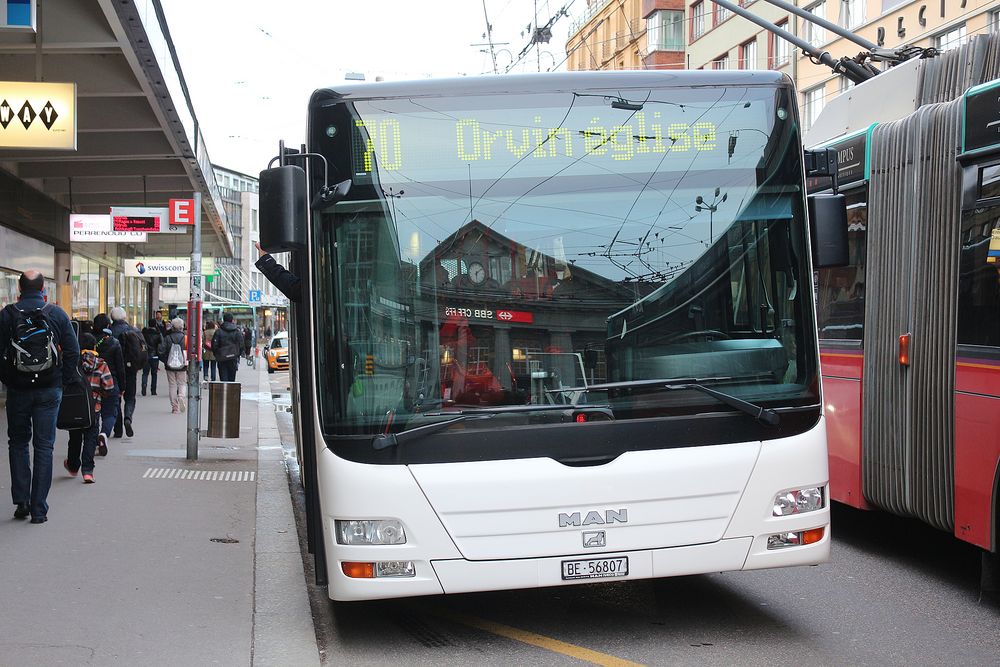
top-left (311, 80), bottom-right (819, 436)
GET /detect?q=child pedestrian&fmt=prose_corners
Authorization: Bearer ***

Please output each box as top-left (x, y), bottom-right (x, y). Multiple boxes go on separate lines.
top-left (64, 333), bottom-right (115, 484)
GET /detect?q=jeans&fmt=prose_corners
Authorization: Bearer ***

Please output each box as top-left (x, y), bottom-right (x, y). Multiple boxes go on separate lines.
top-left (142, 356), bottom-right (160, 394)
top-left (218, 359), bottom-right (239, 382)
top-left (101, 389), bottom-right (119, 438)
top-left (203, 359), bottom-right (217, 381)
top-left (6, 385), bottom-right (63, 518)
top-left (116, 370), bottom-right (138, 434)
top-left (67, 419), bottom-right (100, 474)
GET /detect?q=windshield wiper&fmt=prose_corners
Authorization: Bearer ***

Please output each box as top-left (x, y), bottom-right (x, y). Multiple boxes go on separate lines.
top-left (551, 377), bottom-right (780, 426)
top-left (371, 404), bottom-right (607, 450)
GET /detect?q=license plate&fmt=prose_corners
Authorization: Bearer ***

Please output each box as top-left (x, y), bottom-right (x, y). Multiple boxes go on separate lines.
top-left (561, 556), bottom-right (629, 581)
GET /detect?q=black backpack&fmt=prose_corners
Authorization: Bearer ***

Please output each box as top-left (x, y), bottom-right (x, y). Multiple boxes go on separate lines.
top-left (3, 304), bottom-right (60, 384)
top-left (120, 329), bottom-right (148, 369)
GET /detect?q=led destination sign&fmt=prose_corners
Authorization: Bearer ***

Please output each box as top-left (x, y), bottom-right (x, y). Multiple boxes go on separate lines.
top-left (354, 114), bottom-right (720, 175)
top-left (346, 89), bottom-right (769, 186)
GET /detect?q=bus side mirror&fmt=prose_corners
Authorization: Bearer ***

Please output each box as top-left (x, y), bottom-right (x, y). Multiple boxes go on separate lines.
top-left (808, 193), bottom-right (849, 268)
top-left (259, 165), bottom-right (307, 252)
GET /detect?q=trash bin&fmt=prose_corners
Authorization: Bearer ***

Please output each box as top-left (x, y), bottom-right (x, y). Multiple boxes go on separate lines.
top-left (207, 381), bottom-right (241, 438)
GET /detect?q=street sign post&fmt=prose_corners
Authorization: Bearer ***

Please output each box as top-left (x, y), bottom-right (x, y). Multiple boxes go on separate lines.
top-left (186, 193), bottom-right (203, 461)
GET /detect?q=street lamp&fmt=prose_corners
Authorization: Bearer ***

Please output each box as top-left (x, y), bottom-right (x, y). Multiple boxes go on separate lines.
top-left (695, 187), bottom-right (728, 246)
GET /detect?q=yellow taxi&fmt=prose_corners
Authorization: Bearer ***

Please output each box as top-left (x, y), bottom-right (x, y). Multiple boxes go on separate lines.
top-left (265, 333), bottom-right (289, 373)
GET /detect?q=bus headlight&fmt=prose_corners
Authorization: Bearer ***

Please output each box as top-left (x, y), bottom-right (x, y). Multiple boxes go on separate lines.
top-left (772, 487), bottom-right (824, 516)
top-left (335, 519), bottom-right (406, 545)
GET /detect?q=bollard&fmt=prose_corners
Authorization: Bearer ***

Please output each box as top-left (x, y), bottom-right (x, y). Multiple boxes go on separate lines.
top-left (207, 381), bottom-right (241, 438)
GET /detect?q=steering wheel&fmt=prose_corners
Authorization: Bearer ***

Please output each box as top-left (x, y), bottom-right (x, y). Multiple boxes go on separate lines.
top-left (663, 329), bottom-right (732, 344)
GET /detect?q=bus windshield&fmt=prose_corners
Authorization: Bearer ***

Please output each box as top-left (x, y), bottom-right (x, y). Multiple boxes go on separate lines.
top-left (310, 80), bottom-right (819, 444)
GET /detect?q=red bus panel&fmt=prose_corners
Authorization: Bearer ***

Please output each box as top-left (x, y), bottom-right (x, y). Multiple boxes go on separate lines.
top-left (820, 350), bottom-right (869, 510)
top-left (954, 358), bottom-right (1000, 551)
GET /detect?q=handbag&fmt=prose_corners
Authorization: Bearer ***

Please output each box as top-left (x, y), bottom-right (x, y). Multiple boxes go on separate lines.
top-left (57, 378), bottom-right (95, 430)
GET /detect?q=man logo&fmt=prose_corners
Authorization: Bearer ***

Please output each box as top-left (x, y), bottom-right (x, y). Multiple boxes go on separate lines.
top-left (583, 531), bottom-right (606, 548)
top-left (135, 261), bottom-right (145, 275)
top-left (558, 509), bottom-right (628, 527)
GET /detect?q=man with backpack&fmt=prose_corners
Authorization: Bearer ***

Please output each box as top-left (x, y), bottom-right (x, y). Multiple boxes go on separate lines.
top-left (0, 271), bottom-right (80, 523)
top-left (92, 313), bottom-right (123, 452)
top-left (159, 317), bottom-right (189, 413)
top-left (109, 306), bottom-right (146, 438)
top-left (211, 313), bottom-right (244, 382)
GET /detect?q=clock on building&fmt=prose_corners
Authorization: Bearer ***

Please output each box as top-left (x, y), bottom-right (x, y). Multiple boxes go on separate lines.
top-left (468, 261), bottom-right (487, 285)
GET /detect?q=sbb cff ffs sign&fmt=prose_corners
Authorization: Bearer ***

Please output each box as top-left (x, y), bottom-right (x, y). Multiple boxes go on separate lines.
top-left (444, 306), bottom-right (533, 324)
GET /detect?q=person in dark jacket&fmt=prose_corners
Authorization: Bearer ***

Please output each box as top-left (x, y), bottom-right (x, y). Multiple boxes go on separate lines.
top-left (255, 242), bottom-right (301, 302)
top-left (109, 306), bottom-right (141, 438)
top-left (0, 271), bottom-right (80, 523)
top-left (141, 318), bottom-right (163, 396)
top-left (92, 313), bottom-right (122, 452)
top-left (211, 314), bottom-right (244, 382)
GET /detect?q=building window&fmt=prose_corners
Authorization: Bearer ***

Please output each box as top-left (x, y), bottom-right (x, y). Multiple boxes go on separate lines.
top-left (712, 53), bottom-right (731, 70)
top-left (715, 4), bottom-right (730, 25)
top-left (771, 20), bottom-right (790, 67)
top-left (935, 24), bottom-right (967, 52)
top-left (692, 2), bottom-right (706, 40)
top-left (803, 2), bottom-right (826, 47)
top-left (740, 39), bottom-right (758, 69)
top-left (839, 77), bottom-right (855, 94)
top-left (991, 10), bottom-right (1000, 34)
top-left (803, 85), bottom-right (826, 130)
top-left (838, 0), bottom-right (865, 31)
top-left (646, 9), bottom-right (685, 51)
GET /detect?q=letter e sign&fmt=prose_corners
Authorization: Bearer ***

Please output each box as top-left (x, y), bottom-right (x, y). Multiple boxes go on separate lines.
top-left (169, 198), bottom-right (195, 226)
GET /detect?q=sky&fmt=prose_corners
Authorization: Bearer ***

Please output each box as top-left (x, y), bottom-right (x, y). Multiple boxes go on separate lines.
top-left (162, 0), bottom-right (578, 176)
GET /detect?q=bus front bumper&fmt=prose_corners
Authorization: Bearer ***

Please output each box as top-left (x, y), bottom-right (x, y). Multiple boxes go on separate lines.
top-left (328, 531), bottom-right (829, 600)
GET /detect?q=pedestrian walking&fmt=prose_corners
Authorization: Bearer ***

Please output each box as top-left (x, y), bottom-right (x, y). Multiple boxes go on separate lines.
top-left (109, 306), bottom-right (146, 438)
top-left (0, 270), bottom-right (80, 523)
top-left (92, 313), bottom-right (123, 454)
top-left (141, 317), bottom-right (163, 396)
top-left (64, 333), bottom-right (115, 484)
top-left (242, 325), bottom-right (253, 360)
top-left (159, 317), bottom-right (188, 413)
top-left (152, 310), bottom-right (169, 338)
top-left (202, 320), bottom-right (217, 382)
top-left (255, 242), bottom-right (301, 302)
top-left (212, 313), bottom-right (244, 382)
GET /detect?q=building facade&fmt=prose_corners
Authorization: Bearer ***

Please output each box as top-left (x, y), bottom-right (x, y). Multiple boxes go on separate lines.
top-left (685, 1), bottom-right (793, 75)
top-left (211, 165), bottom-right (288, 336)
top-left (566, 0), bottom-right (686, 71)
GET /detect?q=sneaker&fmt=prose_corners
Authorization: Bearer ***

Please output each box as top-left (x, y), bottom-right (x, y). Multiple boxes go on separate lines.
top-left (171, 408), bottom-right (179, 414)
top-left (14, 503), bottom-right (29, 520)
top-left (97, 433), bottom-right (108, 457)
top-left (151, 391), bottom-right (157, 396)
top-left (82, 473), bottom-right (95, 484)
top-left (124, 418), bottom-right (134, 437)
top-left (63, 459), bottom-right (78, 477)
top-left (30, 516), bottom-right (47, 524)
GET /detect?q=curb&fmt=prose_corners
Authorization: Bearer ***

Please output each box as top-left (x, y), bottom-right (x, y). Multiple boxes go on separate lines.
top-left (253, 366), bottom-right (321, 666)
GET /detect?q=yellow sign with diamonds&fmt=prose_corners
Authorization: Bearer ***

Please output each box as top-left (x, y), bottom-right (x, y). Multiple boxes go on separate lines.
top-left (0, 81), bottom-right (76, 150)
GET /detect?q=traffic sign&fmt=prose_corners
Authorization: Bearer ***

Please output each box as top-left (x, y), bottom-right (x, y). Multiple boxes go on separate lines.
top-left (169, 198), bottom-right (195, 225)
top-left (248, 289), bottom-right (262, 303)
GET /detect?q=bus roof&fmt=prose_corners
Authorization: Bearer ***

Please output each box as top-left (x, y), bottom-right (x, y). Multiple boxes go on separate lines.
top-left (310, 70), bottom-right (792, 107)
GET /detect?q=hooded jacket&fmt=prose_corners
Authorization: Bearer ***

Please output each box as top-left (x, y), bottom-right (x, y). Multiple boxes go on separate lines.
top-left (211, 322), bottom-right (244, 361)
